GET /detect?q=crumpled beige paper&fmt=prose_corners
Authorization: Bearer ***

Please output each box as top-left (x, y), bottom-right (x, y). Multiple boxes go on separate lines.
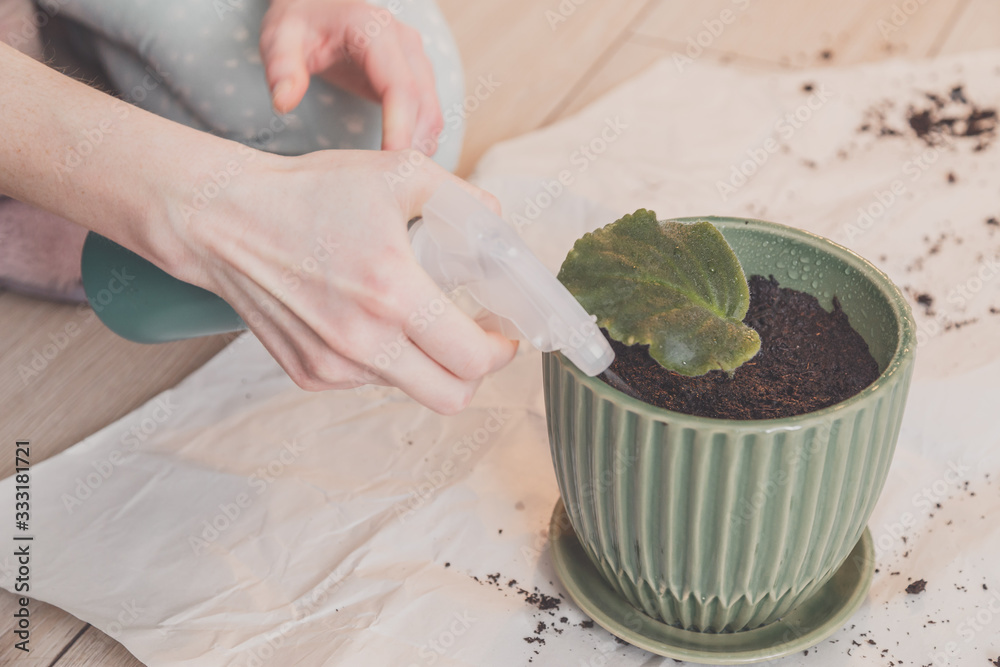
top-left (5, 50), bottom-right (1000, 666)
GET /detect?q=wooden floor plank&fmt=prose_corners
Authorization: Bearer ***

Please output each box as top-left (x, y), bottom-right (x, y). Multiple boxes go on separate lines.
top-left (937, 0), bottom-right (1000, 55)
top-left (633, 0), bottom-right (965, 67)
top-left (0, 291), bottom-right (231, 480)
top-left (559, 0), bottom-right (994, 124)
top-left (0, 593), bottom-right (87, 665)
top-left (49, 627), bottom-right (144, 667)
top-left (555, 38), bottom-right (670, 121)
top-left (835, 0), bottom-right (971, 61)
top-left (634, 0), bottom-right (870, 66)
top-left (437, 0), bottom-right (651, 176)
top-left (541, 0), bottom-right (660, 125)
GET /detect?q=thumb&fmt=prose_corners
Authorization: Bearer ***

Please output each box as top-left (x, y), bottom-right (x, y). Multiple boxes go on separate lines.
top-left (260, 18), bottom-right (311, 115)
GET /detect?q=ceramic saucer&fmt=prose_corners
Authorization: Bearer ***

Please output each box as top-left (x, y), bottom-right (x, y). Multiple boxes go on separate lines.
top-left (549, 499), bottom-right (874, 665)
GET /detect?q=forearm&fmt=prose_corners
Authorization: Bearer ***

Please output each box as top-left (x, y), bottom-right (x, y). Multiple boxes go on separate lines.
top-left (0, 42), bottom-right (253, 273)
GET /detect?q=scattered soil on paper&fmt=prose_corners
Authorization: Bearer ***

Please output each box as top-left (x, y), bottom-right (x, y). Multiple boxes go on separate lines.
top-left (858, 85), bottom-right (998, 150)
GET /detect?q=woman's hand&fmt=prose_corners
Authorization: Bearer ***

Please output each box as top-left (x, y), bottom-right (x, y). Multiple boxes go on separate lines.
top-left (165, 147), bottom-right (517, 414)
top-left (260, 0), bottom-right (443, 155)
top-left (1, 43), bottom-right (509, 413)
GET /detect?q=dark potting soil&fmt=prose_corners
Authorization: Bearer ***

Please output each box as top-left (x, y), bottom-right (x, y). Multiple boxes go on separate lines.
top-left (599, 275), bottom-right (880, 420)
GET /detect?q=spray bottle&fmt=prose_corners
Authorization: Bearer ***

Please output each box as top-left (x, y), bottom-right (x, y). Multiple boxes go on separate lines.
top-left (81, 182), bottom-right (614, 376)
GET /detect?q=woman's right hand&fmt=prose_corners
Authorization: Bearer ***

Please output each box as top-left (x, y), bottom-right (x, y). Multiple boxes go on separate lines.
top-left (161, 147), bottom-right (518, 414)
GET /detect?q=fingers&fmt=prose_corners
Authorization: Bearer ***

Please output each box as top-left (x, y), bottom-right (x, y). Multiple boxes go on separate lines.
top-left (260, 16), bottom-right (311, 114)
top-left (339, 11), bottom-right (439, 153)
top-left (230, 243), bottom-right (514, 413)
top-left (317, 60), bottom-right (380, 103)
top-left (213, 149), bottom-right (515, 414)
top-left (290, 248), bottom-right (514, 413)
top-left (386, 156), bottom-right (502, 223)
top-left (380, 85), bottom-right (419, 152)
top-left (263, 3), bottom-right (445, 154)
top-left (315, 257), bottom-right (516, 413)
top-left (398, 268), bottom-right (519, 380)
top-left (469, 186), bottom-right (502, 215)
top-left (338, 300), bottom-right (514, 415)
top-left (396, 26), bottom-right (443, 155)
top-left (355, 28), bottom-right (419, 151)
top-left (213, 273), bottom-right (381, 392)
top-left (356, 330), bottom-right (484, 414)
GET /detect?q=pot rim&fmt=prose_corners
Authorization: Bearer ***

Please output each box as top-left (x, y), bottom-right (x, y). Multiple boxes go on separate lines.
top-left (551, 215), bottom-right (917, 429)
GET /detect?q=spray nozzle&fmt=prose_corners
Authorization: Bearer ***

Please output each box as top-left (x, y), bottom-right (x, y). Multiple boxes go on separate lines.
top-left (409, 182), bottom-right (614, 376)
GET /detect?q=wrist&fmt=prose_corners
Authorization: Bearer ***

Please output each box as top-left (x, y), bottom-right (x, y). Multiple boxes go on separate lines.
top-left (156, 143), bottom-right (289, 292)
top-left (0, 45), bottom-right (259, 284)
top-left (152, 139), bottom-right (262, 279)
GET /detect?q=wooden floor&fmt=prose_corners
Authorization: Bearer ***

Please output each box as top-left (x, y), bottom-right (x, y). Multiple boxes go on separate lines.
top-left (1, 0), bottom-right (995, 664)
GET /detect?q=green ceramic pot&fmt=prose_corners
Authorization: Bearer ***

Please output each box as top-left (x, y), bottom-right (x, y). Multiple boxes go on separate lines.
top-left (544, 216), bottom-right (915, 634)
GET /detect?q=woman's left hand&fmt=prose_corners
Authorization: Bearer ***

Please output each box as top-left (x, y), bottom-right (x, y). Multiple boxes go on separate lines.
top-left (260, 0), bottom-right (444, 155)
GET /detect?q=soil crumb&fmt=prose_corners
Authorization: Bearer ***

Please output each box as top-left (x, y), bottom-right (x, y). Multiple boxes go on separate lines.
top-left (906, 579), bottom-right (927, 594)
top-left (915, 292), bottom-right (934, 314)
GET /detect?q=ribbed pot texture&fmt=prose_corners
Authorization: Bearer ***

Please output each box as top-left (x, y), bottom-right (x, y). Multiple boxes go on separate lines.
top-left (544, 217), bottom-right (916, 633)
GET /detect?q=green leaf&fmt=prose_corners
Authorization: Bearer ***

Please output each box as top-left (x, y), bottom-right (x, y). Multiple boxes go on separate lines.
top-left (557, 210), bottom-right (761, 377)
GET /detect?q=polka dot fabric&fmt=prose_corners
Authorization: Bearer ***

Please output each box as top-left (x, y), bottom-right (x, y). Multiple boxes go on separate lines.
top-left (50, 0), bottom-right (465, 170)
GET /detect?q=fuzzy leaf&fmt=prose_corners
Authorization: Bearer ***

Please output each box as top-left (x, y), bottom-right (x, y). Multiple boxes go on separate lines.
top-left (557, 210), bottom-right (761, 376)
